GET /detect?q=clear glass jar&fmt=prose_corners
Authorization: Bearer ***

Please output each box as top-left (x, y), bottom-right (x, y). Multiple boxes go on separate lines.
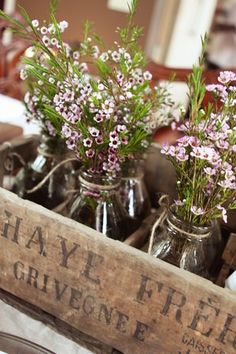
top-left (151, 207), bottom-right (212, 278)
top-left (120, 160), bottom-right (151, 230)
top-left (13, 134), bottom-right (76, 210)
top-left (69, 168), bottom-right (134, 241)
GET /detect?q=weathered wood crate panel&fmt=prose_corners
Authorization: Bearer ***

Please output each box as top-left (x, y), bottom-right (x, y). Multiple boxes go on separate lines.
top-left (0, 187), bottom-right (236, 354)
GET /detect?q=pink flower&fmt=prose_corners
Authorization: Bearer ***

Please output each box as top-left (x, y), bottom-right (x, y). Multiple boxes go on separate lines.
top-left (95, 137), bottom-right (103, 144)
top-left (79, 63), bottom-right (88, 73)
top-left (116, 124), bottom-right (127, 132)
top-left (59, 20), bottom-right (69, 32)
top-left (83, 138), bottom-right (92, 147)
top-left (66, 138), bottom-right (76, 150)
top-left (108, 154), bottom-right (118, 164)
top-left (89, 127), bottom-right (100, 137)
top-left (121, 136), bottom-right (128, 145)
top-left (32, 19), bottom-right (39, 28)
top-left (111, 51), bottom-right (121, 62)
top-left (61, 124), bottom-right (71, 138)
top-left (109, 131), bottom-right (118, 140)
top-left (175, 147), bottom-right (188, 162)
top-left (216, 140), bottom-right (229, 150)
top-left (109, 137), bottom-right (120, 149)
top-left (160, 144), bottom-right (170, 155)
top-left (204, 167), bottom-right (216, 176)
top-left (143, 71), bottom-right (152, 81)
top-left (42, 35), bottom-right (50, 47)
top-left (100, 52), bottom-right (109, 62)
top-left (85, 149), bottom-right (95, 158)
top-left (218, 71), bottom-right (236, 84)
top-left (177, 136), bottom-right (189, 147)
top-left (191, 206), bottom-right (204, 216)
top-left (94, 113), bottom-right (103, 123)
top-left (98, 83), bottom-right (105, 91)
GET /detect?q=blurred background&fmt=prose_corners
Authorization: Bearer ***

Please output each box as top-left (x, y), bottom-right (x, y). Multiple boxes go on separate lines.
top-left (1, 0), bottom-right (236, 104)
top-left (1, 0), bottom-right (236, 102)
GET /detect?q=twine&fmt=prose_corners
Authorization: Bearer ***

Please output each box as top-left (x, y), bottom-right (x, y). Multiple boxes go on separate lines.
top-left (148, 198), bottom-right (211, 255)
top-left (79, 175), bottom-right (120, 191)
top-left (166, 218), bottom-right (211, 239)
top-left (148, 194), bottom-right (169, 255)
top-left (26, 157), bottom-right (77, 194)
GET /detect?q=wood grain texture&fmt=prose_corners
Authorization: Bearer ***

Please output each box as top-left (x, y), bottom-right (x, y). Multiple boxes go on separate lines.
top-left (0, 187), bottom-right (236, 354)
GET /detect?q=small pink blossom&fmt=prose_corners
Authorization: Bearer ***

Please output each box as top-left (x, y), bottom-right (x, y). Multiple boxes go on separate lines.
top-left (111, 51), bottom-right (121, 62)
top-left (191, 206), bottom-right (204, 216)
top-left (61, 124), bottom-right (71, 138)
top-left (175, 147), bottom-right (188, 162)
top-left (143, 71), bottom-right (152, 81)
top-left (83, 138), bottom-right (92, 147)
top-left (204, 167), bottom-right (216, 176)
top-left (42, 35), bottom-right (50, 47)
top-left (66, 138), bottom-right (76, 150)
top-left (109, 137), bottom-right (120, 149)
top-left (86, 149), bottom-right (95, 158)
top-left (95, 137), bottom-right (103, 144)
top-left (89, 127), bottom-right (100, 137)
top-left (116, 124), bottom-right (127, 132)
top-left (94, 113), bottom-right (103, 123)
top-left (40, 26), bottom-right (47, 34)
top-left (100, 52), bottom-right (109, 62)
top-left (98, 83), bottom-right (105, 91)
top-left (32, 19), bottom-right (39, 28)
top-left (218, 71), bottom-right (236, 84)
top-left (59, 20), bottom-right (69, 32)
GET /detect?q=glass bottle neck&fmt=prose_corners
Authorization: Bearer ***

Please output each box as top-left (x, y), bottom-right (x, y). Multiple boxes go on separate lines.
top-left (79, 169), bottom-right (120, 196)
top-left (167, 207), bottom-right (212, 241)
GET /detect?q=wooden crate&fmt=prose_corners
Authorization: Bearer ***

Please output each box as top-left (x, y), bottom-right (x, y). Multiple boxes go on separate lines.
top-left (0, 138), bottom-right (236, 354)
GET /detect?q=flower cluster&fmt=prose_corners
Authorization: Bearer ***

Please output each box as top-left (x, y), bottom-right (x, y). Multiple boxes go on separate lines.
top-left (15, 12), bottom-right (91, 138)
top-left (0, 1), bottom-right (174, 176)
top-left (161, 60), bottom-right (236, 225)
top-left (53, 39), bottom-right (172, 175)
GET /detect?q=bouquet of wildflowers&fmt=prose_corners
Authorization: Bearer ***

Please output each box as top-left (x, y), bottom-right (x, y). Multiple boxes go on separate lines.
top-left (0, 0), bottom-right (173, 177)
top-left (48, 0), bottom-right (174, 176)
top-left (0, 1), bottom-right (91, 140)
top-left (161, 39), bottom-right (236, 226)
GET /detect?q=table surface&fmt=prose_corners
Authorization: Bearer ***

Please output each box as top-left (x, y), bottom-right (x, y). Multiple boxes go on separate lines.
top-left (0, 299), bottom-right (94, 354)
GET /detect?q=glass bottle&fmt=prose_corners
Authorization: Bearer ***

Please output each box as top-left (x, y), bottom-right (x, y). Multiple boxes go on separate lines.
top-left (120, 159), bottom-right (151, 230)
top-left (151, 206), bottom-right (212, 278)
top-left (13, 133), bottom-right (76, 210)
top-left (69, 168), bottom-right (134, 241)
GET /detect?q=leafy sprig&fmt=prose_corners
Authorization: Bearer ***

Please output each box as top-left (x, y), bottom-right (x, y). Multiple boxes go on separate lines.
top-left (0, 0), bottom-right (174, 176)
top-left (161, 36), bottom-right (236, 225)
